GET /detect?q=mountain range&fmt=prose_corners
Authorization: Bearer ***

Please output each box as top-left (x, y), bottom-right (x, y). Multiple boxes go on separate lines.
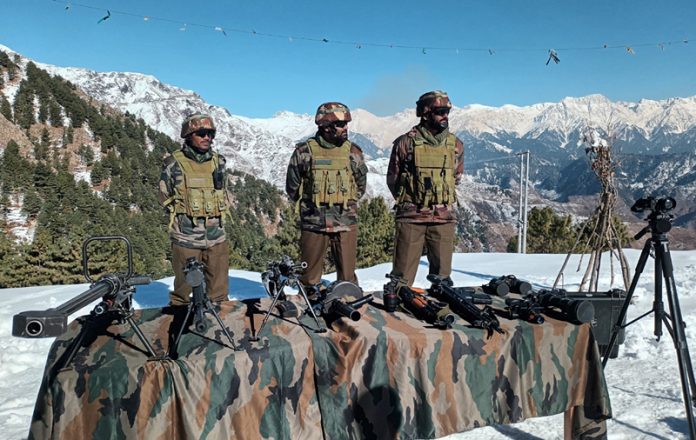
top-left (2, 43), bottom-right (696, 249)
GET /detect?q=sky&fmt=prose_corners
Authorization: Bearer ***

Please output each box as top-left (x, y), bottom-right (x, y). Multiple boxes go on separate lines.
top-left (2, 250), bottom-right (696, 439)
top-left (1, 0), bottom-right (696, 117)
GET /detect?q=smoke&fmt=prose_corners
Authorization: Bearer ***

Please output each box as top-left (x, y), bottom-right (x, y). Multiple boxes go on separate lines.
top-left (356, 66), bottom-right (436, 116)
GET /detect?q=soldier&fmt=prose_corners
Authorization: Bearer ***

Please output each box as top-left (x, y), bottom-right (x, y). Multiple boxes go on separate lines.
top-left (159, 113), bottom-right (231, 305)
top-left (285, 102), bottom-right (368, 292)
top-left (386, 91), bottom-right (464, 286)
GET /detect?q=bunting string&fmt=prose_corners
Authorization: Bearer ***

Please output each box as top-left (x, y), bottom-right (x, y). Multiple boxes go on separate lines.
top-left (50, 0), bottom-right (692, 64)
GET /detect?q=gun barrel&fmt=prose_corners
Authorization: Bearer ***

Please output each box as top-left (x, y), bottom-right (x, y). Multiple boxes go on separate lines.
top-left (194, 308), bottom-right (208, 333)
top-left (55, 279), bottom-right (115, 316)
top-left (328, 300), bottom-right (361, 321)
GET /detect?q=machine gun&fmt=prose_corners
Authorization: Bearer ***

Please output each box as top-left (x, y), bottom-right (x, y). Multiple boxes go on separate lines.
top-left (311, 281), bottom-right (373, 322)
top-left (384, 274), bottom-right (455, 329)
top-left (427, 275), bottom-right (504, 336)
top-left (504, 297), bottom-right (545, 324)
top-left (532, 288), bottom-right (595, 324)
top-left (12, 236), bottom-right (159, 370)
top-left (250, 256), bottom-right (326, 341)
top-left (170, 257), bottom-right (240, 356)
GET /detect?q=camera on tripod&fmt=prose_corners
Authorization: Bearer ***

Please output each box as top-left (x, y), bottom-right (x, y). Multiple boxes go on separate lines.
top-left (631, 196), bottom-right (676, 238)
top-left (631, 196), bottom-right (676, 214)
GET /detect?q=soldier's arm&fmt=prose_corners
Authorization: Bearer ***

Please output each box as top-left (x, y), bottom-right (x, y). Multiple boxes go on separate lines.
top-left (217, 155), bottom-right (235, 207)
top-left (386, 136), bottom-right (408, 199)
top-left (454, 137), bottom-right (464, 185)
top-left (285, 146), bottom-right (307, 202)
top-left (350, 144), bottom-right (368, 199)
top-left (158, 156), bottom-right (176, 206)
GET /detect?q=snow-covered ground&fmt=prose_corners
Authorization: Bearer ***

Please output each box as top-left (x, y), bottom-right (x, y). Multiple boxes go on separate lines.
top-left (2, 250), bottom-right (696, 439)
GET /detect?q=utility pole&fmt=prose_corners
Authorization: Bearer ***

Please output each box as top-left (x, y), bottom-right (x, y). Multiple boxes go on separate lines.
top-left (516, 151), bottom-right (530, 254)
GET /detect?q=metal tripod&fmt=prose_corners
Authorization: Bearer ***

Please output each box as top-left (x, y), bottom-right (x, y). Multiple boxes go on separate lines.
top-left (602, 211), bottom-right (696, 439)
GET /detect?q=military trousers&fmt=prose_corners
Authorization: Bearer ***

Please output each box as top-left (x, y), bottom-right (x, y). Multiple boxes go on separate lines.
top-left (391, 221), bottom-right (455, 286)
top-left (299, 228), bottom-right (359, 287)
top-left (170, 240), bottom-right (230, 306)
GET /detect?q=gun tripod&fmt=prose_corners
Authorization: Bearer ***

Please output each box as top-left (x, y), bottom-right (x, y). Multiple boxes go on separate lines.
top-left (170, 258), bottom-right (240, 357)
top-left (53, 296), bottom-right (158, 373)
top-left (603, 209), bottom-right (696, 439)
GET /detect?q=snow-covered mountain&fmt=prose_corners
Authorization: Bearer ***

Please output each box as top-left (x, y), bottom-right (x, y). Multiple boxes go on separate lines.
top-left (3, 43), bottom-right (696, 245)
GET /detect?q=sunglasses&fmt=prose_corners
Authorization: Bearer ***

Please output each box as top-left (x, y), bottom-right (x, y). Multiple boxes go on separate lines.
top-left (193, 129), bottom-right (216, 139)
top-left (332, 121), bottom-right (348, 128)
top-left (431, 108), bottom-right (450, 116)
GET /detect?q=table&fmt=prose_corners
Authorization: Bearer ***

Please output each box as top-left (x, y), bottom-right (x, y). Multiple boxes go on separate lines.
top-left (28, 295), bottom-right (611, 439)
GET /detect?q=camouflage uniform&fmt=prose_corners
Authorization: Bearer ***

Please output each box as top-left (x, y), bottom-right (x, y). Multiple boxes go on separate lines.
top-left (285, 102), bottom-right (368, 287)
top-left (159, 114), bottom-right (231, 305)
top-left (387, 91), bottom-right (464, 286)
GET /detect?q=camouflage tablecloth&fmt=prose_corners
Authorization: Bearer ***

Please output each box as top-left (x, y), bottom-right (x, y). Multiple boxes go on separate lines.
top-left (28, 296), bottom-right (610, 440)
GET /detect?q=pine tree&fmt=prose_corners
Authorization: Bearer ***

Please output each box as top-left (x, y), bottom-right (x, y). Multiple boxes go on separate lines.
top-left (0, 95), bottom-right (12, 121)
top-left (22, 188), bottom-right (42, 218)
top-left (13, 80), bottom-right (35, 129)
top-left (506, 207), bottom-right (576, 253)
top-left (49, 100), bottom-right (62, 127)
top-left (356, 196), bottom-right (395, 267)
top-left (78, 144), bottom-right (95, 166)
top-left (1, 140), bottom-right (33, 191)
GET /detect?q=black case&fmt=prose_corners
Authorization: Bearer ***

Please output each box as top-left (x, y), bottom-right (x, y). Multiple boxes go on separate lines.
top-left (564, 289), bottom-right (627, 358)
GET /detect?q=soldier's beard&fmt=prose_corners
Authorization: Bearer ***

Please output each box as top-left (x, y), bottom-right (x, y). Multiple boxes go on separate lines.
top-left (425, 117), bottom-right (448, 133)
top-left (325, 127), bottom-right (348, 145)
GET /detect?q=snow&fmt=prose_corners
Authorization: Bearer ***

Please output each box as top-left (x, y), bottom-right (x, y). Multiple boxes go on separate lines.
top-left (2, 250), bottom-right (696, 439)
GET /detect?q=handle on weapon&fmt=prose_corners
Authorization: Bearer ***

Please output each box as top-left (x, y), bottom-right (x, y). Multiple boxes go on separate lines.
top-left (82, 236), bottom-right (133, 283)
top-left (383, 273), bottom-right (406, 312)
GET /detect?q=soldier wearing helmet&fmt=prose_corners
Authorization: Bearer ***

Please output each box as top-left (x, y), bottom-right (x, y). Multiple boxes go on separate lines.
top-left (386, 91), bottom-right (464, 286)
top-left (285, 102), bottom-right (368, 291)
top-left (159, 113), bottom-right (231, 305)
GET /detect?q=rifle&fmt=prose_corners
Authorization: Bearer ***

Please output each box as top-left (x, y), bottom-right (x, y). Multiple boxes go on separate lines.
top-left (384, 273), bottom-right (455, 329)
top-left (427, 274), bottom-right (504, 336)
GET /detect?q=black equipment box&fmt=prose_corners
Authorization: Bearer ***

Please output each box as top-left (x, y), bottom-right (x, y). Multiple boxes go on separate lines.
top-left (565, 289), bottom-right (627, 359)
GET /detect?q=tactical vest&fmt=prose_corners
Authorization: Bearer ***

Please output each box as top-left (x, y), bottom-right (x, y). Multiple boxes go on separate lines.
top-left (168, 150), bottom-right (228, 221)
top-left (302, 139), bottom-right (357, 208)
top-left (398, 133), bottom-right (457, 207)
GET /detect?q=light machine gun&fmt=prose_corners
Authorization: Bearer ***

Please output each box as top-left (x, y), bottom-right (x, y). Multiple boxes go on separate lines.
top-left (170, 257), bottom-right (240, 356)
top-left (251, 256), bottom-right (326, 341)
top-left (12, 236), bottom-right (159, 370)
top-left (427, 274), bottom-right (505, 336)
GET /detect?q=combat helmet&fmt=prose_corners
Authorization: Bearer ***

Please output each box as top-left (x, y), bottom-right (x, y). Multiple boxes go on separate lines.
top-left (181, 113), bottom-right (216, 138)
top-left (315, 102), bottom-right (352, 126)
top-left (416, 91), bottom-right (452, 117)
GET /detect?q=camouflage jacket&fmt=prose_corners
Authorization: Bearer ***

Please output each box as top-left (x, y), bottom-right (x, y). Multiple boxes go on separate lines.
top-left (386, 125), bottom-right (464, 223)
top-left (159, 144), bottom-right (230, 249)
top-left (286, 134), bottom-right (368, 232)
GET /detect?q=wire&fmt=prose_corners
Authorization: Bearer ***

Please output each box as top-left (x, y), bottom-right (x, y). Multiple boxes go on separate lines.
top-left (49, 0), bottom-right (692, 57)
